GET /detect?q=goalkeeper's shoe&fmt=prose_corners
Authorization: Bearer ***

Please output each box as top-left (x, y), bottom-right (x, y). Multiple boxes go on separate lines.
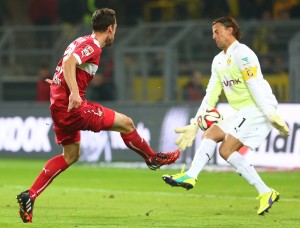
top-left (16, 190), bottom-right (34, 223)
top-left (256, 189), bottom-right (280, 215)
top-left (162, 171), bottom-right (197, 190)
top-left (146, 149), bottom-right (180, 170)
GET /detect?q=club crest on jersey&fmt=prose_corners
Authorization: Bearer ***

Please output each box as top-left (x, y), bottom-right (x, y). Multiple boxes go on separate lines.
top-left (81, 45), bottom-right (94, 57)
top-left (227, 57), bottom-right (231, 66)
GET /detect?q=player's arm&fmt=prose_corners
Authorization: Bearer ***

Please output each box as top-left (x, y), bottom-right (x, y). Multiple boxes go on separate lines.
top-left (237, 48), bottom-right (289, 136)
top-left (175, 58), bottom-right (222, 150)
top-left (191, 64), bottom-right (222, 125)
top-left (238, 50), bottom-right (274, 116)
top-left (62, 54), bottom-right (82, 112)
top-left (188, 57), bottom-right (222, 129)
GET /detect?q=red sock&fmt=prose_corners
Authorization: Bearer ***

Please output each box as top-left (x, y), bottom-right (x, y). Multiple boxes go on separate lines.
top-left (121, 129), bottom-right (156, 160)
top-left (29, 155), bottom-right (68, 200)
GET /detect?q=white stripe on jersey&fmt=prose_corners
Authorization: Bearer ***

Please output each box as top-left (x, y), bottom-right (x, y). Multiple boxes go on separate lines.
top-left (77, 62), bottom-right (98, 77)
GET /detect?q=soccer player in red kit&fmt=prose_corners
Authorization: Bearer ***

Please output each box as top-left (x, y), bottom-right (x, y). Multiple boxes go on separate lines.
top-left (16, 8), bottom-right (180, 223)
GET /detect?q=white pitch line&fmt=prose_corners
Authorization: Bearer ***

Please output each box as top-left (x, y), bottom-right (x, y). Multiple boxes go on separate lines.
top-left (5, 185), bottom-right (300, 202)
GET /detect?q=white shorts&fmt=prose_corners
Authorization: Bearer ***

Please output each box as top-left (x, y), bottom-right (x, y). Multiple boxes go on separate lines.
top-left (216, 106), bottom-right (272, 150)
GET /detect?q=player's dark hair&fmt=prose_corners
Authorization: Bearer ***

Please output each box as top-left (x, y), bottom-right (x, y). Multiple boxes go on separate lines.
top-left (91, 8), bottom-right (116, 32)
top-left (212, 16), bottom-right (241, 40)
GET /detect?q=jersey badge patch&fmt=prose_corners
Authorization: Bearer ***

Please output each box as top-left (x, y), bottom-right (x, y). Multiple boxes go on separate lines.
top-left (241, 57), bottom-right (249, 62)
top-left (81, 45), bottom-right (94, 57)
top-left (241, 66), bottom-right (257, 81)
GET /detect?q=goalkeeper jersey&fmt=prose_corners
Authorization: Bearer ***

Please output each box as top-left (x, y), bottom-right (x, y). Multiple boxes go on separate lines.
top-left (198, 40), bottom-right (277, 117)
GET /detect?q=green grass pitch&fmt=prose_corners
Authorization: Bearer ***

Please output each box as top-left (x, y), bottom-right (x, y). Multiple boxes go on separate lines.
top-left (1, 158), bottom-right (300, 227)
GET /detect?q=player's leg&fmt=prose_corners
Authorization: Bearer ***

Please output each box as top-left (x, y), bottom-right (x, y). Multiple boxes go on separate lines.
top-left (16, 116), bottom-right (81, 223)
top-left (79, 103), bottom-right (180, 169)
top-left (108, 110), bottom-right (180, 170)
top-left (220, 134), bottom-right (272, 194)
top-left (17, 142), bottom-right (79, 223)
top-left (220, 107), bottom-right (279, 215)
top-left (187, 125), bottom-right (224, 177)
top-left (78, 103), bottom-right (164, 163)
top-left (220, 135), bottom-right (279, 215)
top-left (31, 142), bottom-right (80, 196)
top-left (162, 125), bottom-right (224, 189)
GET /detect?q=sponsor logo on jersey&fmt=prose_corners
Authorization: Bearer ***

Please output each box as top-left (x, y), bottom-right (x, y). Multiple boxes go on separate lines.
top-left (222, 78), bottom-right (242, 87)
top-left (81, 45), bottom-right (94, 57)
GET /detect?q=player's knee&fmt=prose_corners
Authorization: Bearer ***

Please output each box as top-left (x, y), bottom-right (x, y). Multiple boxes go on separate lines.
top-left (202, 125), bottom-right (225, 142)
top-left (219, 144), bottom-right (231, 160)
top-left (64, 152), bottom-right (80, 165)
top-left (63, 142), bottom-right (80, 165)
top-left (113, 113), bottom-right (135, 133)
top-left (122, 116), bottom-right (135, 133)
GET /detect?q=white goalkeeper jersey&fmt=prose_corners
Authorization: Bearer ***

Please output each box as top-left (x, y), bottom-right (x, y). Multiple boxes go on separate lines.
top-left (196, 40), bottom-right (278, 119)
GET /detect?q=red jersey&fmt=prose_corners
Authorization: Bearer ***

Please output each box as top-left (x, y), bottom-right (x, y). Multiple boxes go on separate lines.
top-left (50, 35), bottom-right (102, 110)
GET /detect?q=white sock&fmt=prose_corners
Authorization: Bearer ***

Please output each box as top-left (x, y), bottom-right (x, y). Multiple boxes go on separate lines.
top-left (186, 139), bottom-right (217, 178)
top-left (227, 152), bottom-right (271, 194)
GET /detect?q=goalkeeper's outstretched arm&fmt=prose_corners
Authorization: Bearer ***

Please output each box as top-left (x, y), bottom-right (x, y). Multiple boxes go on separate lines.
top-left (175, 64), bottom-right (222, 151)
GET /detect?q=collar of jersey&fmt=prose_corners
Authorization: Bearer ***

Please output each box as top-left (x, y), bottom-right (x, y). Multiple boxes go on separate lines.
top-left (224, 40), bottom-right (239, 55)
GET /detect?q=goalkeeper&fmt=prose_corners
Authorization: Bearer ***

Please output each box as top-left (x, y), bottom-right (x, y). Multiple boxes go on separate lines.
top-left (162, 16), bottom-right (290, 216)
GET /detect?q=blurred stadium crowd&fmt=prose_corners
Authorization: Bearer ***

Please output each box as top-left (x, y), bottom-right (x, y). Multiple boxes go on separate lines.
top-left (1, 0), bottom-right (300, 26)
top-left (0, 0), bottom-right (299, 103)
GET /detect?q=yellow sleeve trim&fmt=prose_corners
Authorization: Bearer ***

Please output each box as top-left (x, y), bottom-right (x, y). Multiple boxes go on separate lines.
top-left (242, 67), bottom-right (257, 81)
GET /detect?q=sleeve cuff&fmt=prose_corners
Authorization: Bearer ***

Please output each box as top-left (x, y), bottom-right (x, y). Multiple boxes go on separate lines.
top-left (72, 53), bottom-right (81, 65)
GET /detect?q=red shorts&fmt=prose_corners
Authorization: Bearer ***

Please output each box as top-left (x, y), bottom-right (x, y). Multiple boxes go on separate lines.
top-left (51, 102), bottom-right (115, 146)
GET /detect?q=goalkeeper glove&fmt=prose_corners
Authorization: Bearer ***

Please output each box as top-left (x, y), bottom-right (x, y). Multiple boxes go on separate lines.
top-left (268, 114), bottom-right (290, 137)
top-left (175, 124), bottom-right (199, 151)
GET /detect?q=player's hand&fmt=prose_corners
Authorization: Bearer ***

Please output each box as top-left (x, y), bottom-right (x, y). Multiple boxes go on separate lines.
top-left (175, 124), bottom-right (199, 151)
top-left (67, 92), bottom-right (82, 112)
top-left (268, 114), bottom-right (290, 137)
